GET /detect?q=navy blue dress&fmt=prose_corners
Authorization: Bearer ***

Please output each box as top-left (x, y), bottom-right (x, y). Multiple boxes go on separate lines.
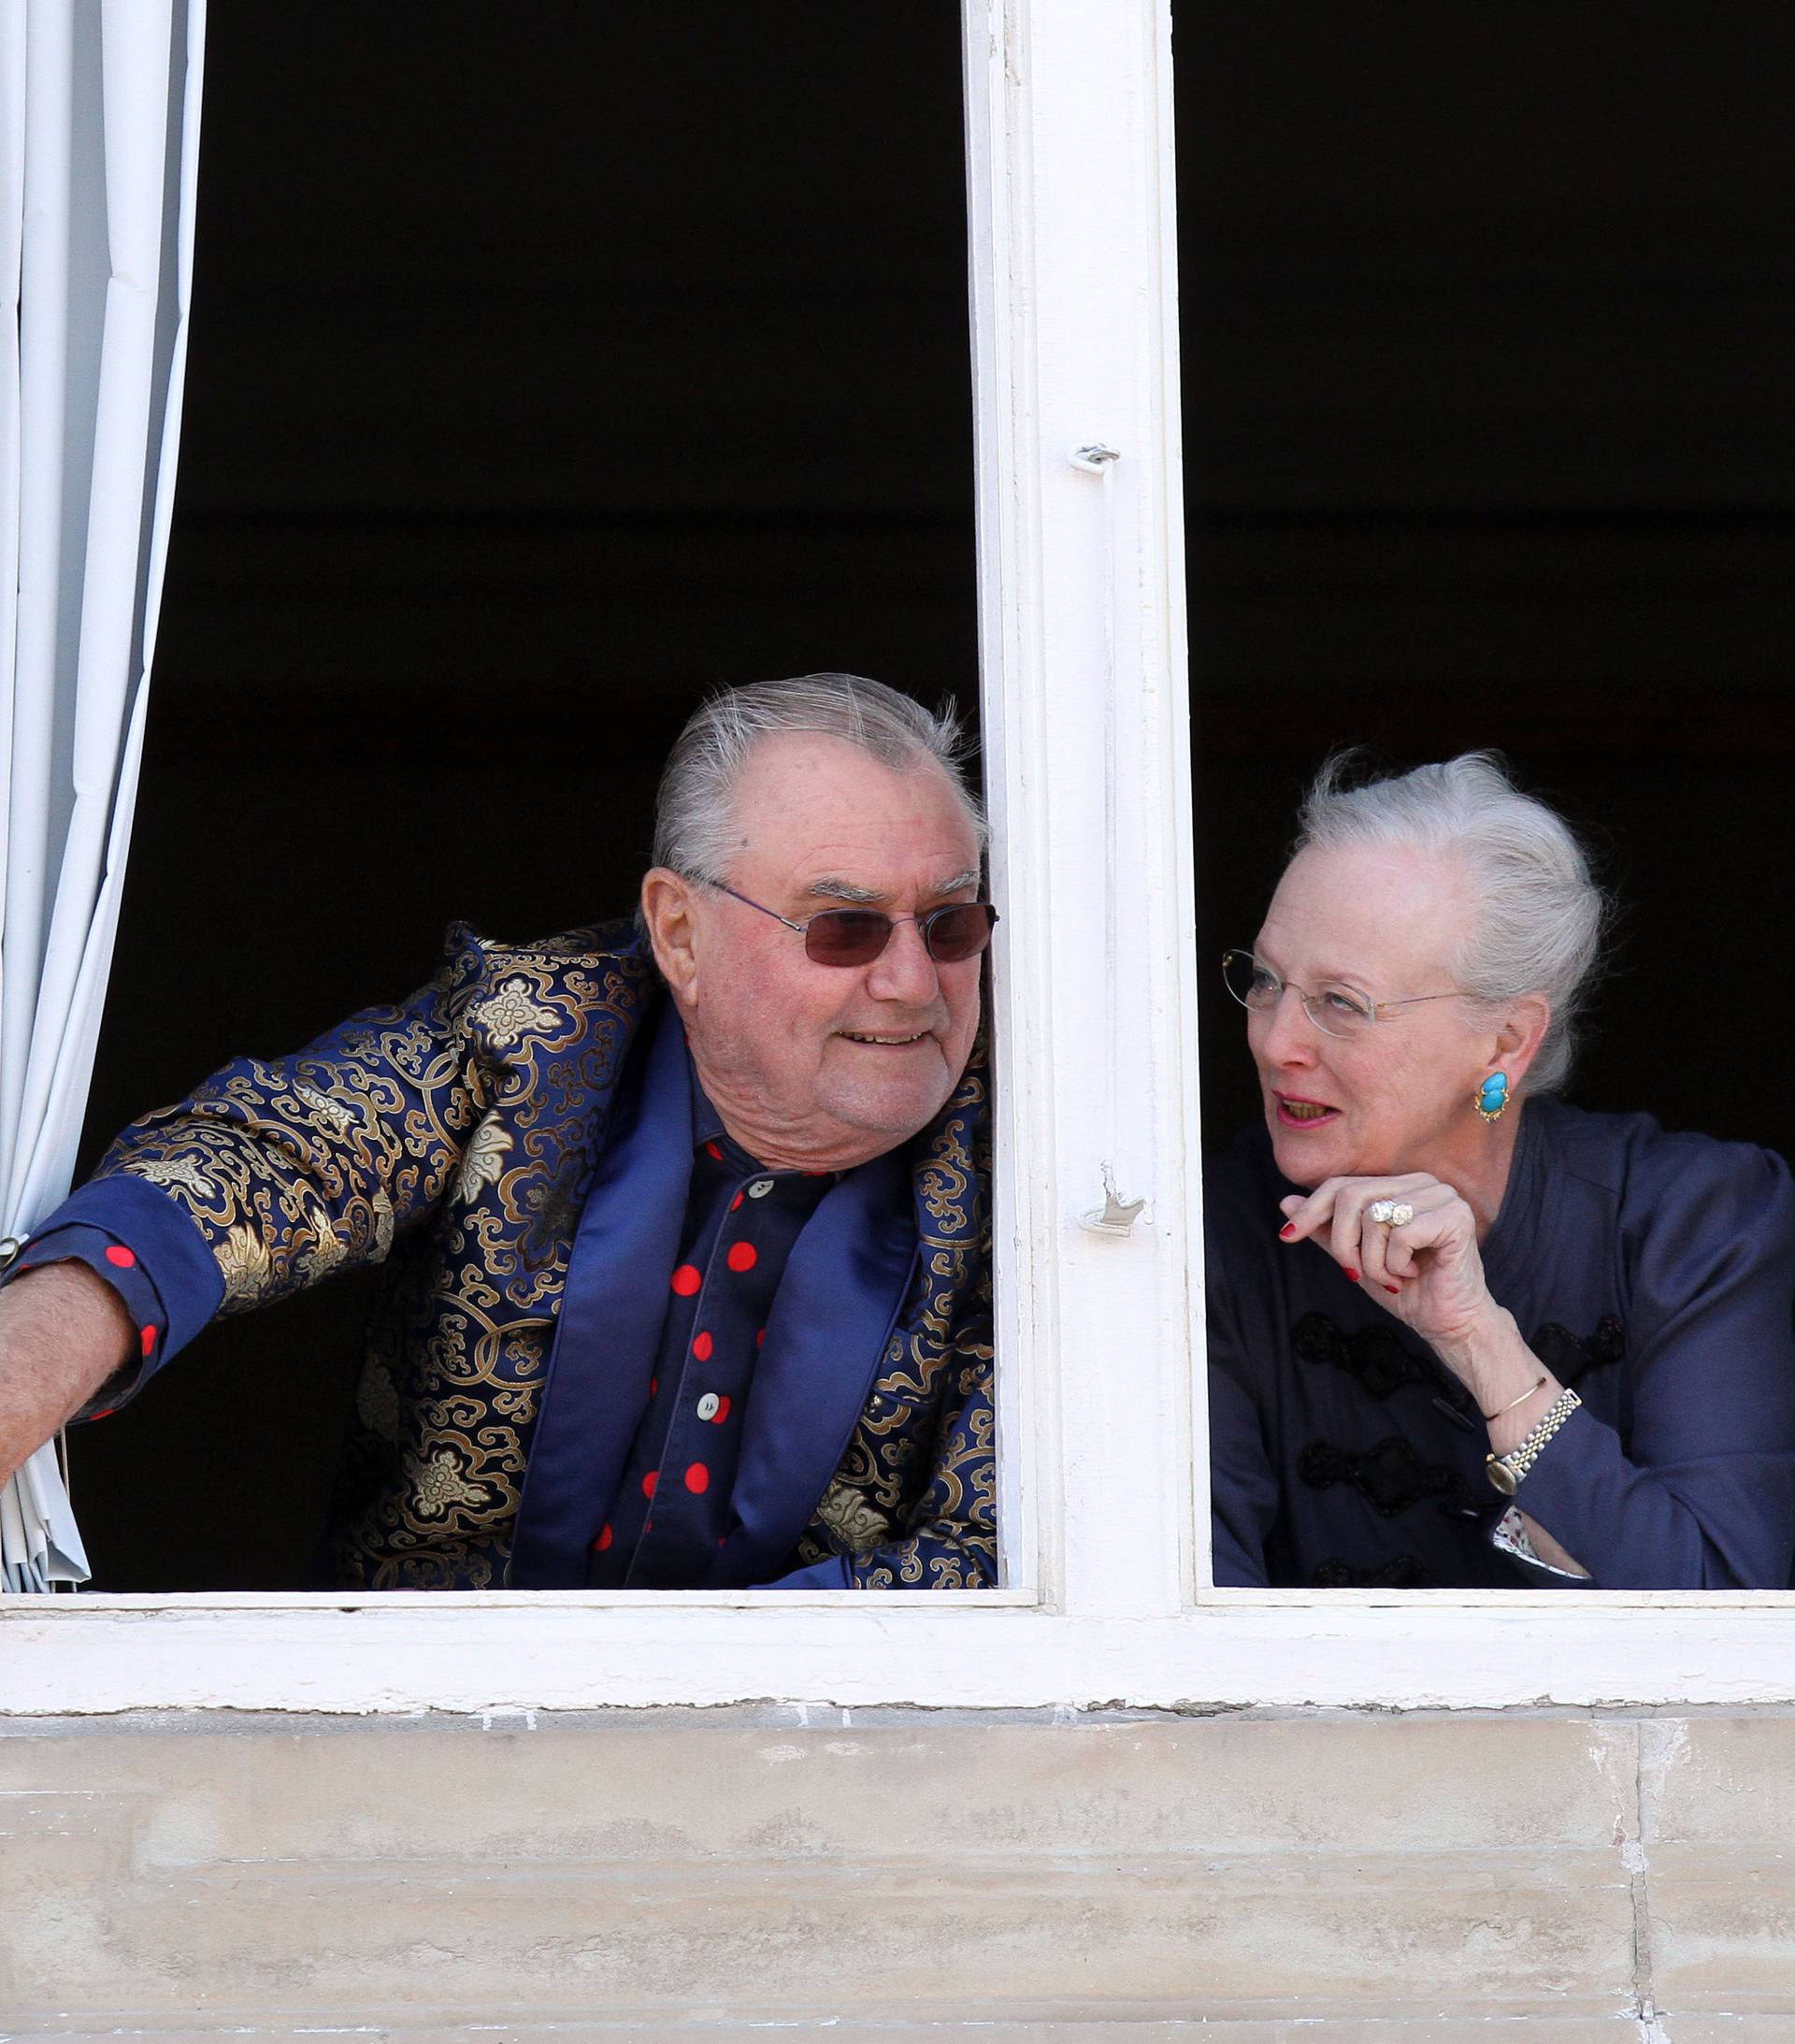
top-left (1206, 1098), bottom-right (1795, 1590)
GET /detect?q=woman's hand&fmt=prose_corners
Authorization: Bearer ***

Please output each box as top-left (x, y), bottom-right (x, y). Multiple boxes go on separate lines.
top-left (1278, 1173), bottom-right (1582, 1575)
top-left (1277, 1171), bottom-right (1500, 1354)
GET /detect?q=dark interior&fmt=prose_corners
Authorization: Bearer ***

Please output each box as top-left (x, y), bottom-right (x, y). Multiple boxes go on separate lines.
top-left (1181, 2), bottom-right (1795, 1152)
top-left (68, 2), bottom-right (1793, 1588)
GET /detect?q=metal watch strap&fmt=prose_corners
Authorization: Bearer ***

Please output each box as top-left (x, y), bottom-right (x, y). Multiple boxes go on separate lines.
top-left (1486, 1387), bottom-right (1582, 1496)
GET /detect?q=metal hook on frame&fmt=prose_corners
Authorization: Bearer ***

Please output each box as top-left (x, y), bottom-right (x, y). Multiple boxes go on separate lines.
top-left (1080, 1162), bottom-right (1147, 1237)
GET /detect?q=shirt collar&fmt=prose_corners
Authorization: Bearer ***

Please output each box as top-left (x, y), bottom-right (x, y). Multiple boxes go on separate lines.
top-left (684, 1052), bottom-right (763, 1173)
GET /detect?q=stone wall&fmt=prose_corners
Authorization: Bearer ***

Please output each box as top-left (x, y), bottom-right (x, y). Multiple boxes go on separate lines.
top-left (4, 1707), bottom-right (1792, 2037)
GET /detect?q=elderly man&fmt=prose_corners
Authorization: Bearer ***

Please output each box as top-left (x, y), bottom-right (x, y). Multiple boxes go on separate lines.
top-left (0, 673), bottom-right (996, 1590)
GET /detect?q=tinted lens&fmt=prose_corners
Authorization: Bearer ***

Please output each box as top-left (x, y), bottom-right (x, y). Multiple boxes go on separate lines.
top-left (923, 902), bottom-right (997, 962)
top-left (803, 910), bottom-right (894, 966)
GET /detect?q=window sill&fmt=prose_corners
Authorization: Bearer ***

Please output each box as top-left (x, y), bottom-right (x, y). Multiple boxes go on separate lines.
top-left (8, 1591), bottom-right (1795, 1717)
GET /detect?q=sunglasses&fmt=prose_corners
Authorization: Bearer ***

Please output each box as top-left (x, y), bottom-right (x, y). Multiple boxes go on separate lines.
top-left (708, 882), bottom-right (998, 967)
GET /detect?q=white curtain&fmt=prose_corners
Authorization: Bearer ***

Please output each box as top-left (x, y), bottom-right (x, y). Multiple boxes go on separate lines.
top-left (0, 0), bottom-right (205, 1591)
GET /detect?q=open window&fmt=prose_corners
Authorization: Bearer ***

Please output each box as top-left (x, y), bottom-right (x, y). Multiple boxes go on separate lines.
top-left (62, 1), bottom-right (988, 1596)
top-left (7, 0), bottom-right (1795, 1720)
top-left (1179, 0), bottom-right (1795, 1688)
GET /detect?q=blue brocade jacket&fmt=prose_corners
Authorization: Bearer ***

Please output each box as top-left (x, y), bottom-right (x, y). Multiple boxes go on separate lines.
top-left (71, 920), bottom-right (996, 1591)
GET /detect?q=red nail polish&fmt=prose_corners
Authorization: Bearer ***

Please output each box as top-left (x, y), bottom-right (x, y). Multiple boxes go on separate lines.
top-left (1343, 1267), bottom-right (1360, 1284)
top-left (1385, 1284), bottom-right (1401, 1295)
top-left (1278, 1223), bottom-right (1297, 1239)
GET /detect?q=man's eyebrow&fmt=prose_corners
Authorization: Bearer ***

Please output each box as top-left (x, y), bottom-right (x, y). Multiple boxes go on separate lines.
top-left (805, 870), bottom-right (983, 906)
top-left (806, 876), bottom-right (886, 904)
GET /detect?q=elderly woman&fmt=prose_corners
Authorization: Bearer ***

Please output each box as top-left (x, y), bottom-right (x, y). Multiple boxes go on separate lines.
top-left (1207, 753), bottom-right (1795, 1590)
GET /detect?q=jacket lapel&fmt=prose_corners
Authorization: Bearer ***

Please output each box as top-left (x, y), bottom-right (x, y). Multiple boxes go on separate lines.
top-left (507, 996), bottom-right (692, 1588)
top-left (725, 1144), bottom-right (918, 1581)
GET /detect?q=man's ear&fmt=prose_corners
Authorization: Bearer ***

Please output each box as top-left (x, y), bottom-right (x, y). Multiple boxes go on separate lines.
top-left (640, 868), bottom-right (701, 1002)
top-left (1492, 993), bottom-right (1552, 1089)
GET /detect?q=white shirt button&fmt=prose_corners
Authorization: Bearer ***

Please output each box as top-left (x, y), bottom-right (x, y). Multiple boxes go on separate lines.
top-left (696, 1393), bottom-right (721, 1421)
top-left (748, 1179), bottom-right (775, 1199)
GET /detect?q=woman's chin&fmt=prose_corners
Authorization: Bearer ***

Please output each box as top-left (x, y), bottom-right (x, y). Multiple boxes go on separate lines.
top-left (1267, 1119), bottom-right (1350, 1188)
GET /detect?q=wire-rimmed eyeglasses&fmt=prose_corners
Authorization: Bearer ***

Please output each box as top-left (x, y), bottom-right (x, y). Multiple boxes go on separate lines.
top-left (1220, 949), bottom-right (1460, 1040)
top-left (709, 881), bottom-right (998, 968)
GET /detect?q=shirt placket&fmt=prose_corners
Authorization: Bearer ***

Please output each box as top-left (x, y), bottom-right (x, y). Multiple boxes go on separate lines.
top-left (584, 1130), bottom-right (830, 1590)
top-left (624, 1164), bottom-right (824, 1588)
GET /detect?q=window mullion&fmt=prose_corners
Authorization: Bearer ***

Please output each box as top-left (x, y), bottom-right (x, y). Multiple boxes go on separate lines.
top-left (966, 0), bottom-right (1197, 1619)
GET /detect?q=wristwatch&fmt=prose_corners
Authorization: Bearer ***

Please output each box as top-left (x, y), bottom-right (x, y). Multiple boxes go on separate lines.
top-left (1486, 1388), bottom-right (1581, 1496)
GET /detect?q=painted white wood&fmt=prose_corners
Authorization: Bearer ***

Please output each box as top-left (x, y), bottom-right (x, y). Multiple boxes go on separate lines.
top-left (964, 0), bottom-right (1197, 1618)
top-left (960, 0), bottom-right (1050, 1597)
top-left (8, 1593), bottom-right (1795, 1714)
top-left (965, 0), bottom-right (1197, 1628)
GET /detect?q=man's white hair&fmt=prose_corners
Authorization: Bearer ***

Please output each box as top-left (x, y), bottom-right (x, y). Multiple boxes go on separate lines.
top-left (1294, 750), bottom-right (1609, 1095)
top-left (652, 671), bottom-right (985, 883)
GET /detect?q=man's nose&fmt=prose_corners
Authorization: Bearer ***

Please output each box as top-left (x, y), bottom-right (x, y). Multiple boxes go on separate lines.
top-left (864, 918), bottom-right (941, 1003)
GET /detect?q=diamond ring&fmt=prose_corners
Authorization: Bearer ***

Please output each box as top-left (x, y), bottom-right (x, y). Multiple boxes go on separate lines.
top-left (1369, 1200), bottom-right (1414, 1227)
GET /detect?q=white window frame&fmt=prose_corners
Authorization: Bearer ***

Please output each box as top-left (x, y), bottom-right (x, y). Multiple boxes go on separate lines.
top-left (7, 0), bottom-right (1795, 1718)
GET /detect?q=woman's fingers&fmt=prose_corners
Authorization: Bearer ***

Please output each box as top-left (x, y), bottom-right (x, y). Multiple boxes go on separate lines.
top-left (1376, 1187), bottom-right (1457, 1280)
top-left (1279, 1173), bottom-right (1426, 1241)
top-left (1276, 1177), bottom-right (1371, 1279)
top-left (1276, 1173), bottom-right (1489, 1338)
top-left (1277, 1182), bottom-right (1338, 1238)
top-left (1328, 1185), bottom-right (1380, 1284)
top-left (1279, 1174), bottom-right (1436, 1288)
top-left (1354, 1187), bottom-right (1437, 1290)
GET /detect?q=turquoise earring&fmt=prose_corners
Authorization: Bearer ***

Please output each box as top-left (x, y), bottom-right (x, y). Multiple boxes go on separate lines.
top-left (1474, 1071), bottom-right (1510, 1123)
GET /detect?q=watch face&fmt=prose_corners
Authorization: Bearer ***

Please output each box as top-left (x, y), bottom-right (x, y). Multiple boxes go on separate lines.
top-left (1486, 1459), bottom-right (1519, 1497)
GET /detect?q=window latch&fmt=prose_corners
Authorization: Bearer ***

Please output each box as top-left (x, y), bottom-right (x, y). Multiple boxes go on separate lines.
top-left (1081, 1163), bottom-right (1146, 1236)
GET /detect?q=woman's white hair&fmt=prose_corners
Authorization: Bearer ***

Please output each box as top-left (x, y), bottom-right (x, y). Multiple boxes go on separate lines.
top-left (1294, 750), bottom-right (1608, 1096)
top-left (652, 671), bottom-right (984, 883)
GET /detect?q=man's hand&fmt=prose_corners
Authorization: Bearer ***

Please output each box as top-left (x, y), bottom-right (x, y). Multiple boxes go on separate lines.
top-left (0, 1262), bottom-right (137, 1484)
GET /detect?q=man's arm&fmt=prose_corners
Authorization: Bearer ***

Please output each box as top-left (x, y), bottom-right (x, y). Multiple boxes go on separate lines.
top-left (0, 925), bottom-right (498, 1479)
top-left (0, 1264), bottom-right (136, 1484)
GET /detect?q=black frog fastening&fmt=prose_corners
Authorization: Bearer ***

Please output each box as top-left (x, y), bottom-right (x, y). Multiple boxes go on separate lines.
top-left (1531, 1315), bottom-right (1627, 1390)
top-left (1299, 1433), bottom-right (1478, 1519)
top-left (1292, 1310), bottom-right (1437, 1403)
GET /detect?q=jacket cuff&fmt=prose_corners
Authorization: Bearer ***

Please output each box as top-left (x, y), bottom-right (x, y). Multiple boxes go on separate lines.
top-left (1488, 1503), bottom-right (1594, 1587)
top-left (30, 1173), bottom-right (227, 1362)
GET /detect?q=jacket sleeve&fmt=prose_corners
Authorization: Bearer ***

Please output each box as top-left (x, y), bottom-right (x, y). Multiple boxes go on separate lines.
top-left (1205, 1225), bottom-right (1279, 1588)
top-left (47, 925), bottom-right (495, 1406)
top-left (1512, 1139), bottom-right (1795, 1590)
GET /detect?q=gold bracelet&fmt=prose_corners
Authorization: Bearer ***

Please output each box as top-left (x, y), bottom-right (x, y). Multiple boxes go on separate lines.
top-left (1486, 1388), bottom-right (1582, 1496)
top-left (1481, 1373), bottom-right (1547, 1422)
